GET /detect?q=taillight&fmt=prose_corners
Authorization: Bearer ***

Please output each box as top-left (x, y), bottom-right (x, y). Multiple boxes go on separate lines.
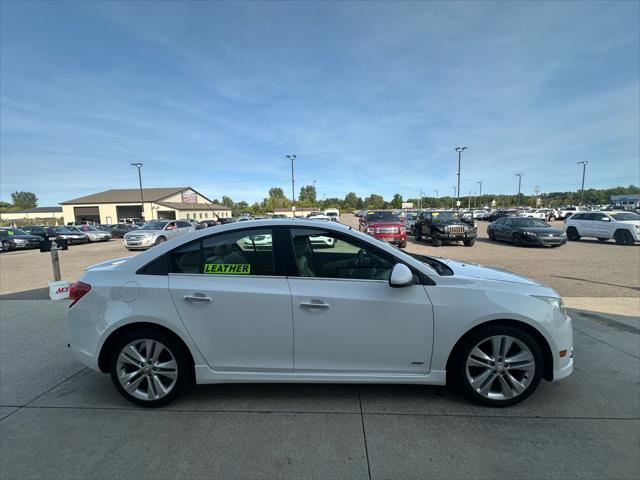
top-left (69, 281), bottom-right (91, 308)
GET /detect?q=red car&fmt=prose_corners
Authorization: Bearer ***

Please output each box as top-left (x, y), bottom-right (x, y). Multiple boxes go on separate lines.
top-left (359, 210), bottom-right (407, 248)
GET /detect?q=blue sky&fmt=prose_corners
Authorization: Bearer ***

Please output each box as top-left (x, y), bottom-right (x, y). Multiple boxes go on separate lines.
top-left (1, 0), bottom-right (638, 206)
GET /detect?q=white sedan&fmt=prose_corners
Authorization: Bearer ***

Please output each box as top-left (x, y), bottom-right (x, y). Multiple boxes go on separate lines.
top-left (67, 220), bottom-right (573, 407)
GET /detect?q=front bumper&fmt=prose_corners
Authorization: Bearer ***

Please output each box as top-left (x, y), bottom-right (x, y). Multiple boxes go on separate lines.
top-left (123, 236), bottom-right (154, 249)
top-left (373, 233), bottom-right (407, 245)
top-left (6, 240), bottom-right (41, 250)
top-left (522, 235), bottom-right (566, 246)
top-left (433, 231), bottom-right (477, 241)
top-left (60, 236), bottom-right (88, 244)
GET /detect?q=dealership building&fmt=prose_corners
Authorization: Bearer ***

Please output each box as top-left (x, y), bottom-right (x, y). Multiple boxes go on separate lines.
top-left (60, 187), bottom-right (232, 224)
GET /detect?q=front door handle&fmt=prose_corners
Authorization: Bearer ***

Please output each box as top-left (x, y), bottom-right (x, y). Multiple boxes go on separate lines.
top-left (184, 294), bottom-right (212, 303)
top-left (300, 301), bottom-right (331, 309)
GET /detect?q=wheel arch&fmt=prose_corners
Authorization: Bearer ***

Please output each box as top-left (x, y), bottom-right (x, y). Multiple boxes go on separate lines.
top-left (98, 321), bottom-right (196, 374)
top-left (445, 319), bottom-right (554, 382)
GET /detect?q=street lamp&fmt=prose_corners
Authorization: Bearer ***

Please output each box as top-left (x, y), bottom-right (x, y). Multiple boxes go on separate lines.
top-left (455, 146), bottom-right (467, 209)
top-left (578, 161), bottom-right (588, 205)
top-left (435, 189), bottom-right (439, 209)
top-left (130, 163), bottom-right (144, 219)
top-left (286, 154), bottom-right (296, 215)
top-left (419, 190), bottom-right (424, 209)
top-left (452, 186), bottom-right (456, 209)
top-left (515, 173), bottom-right (523, 206)
top-left (477, 181), bottom-right (482, 206)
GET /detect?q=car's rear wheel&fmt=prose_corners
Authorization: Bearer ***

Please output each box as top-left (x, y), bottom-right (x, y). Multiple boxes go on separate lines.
top-left (614, 229), bottom-right (634, 246)
top-left (432, 237), bottom-right (442, 247)
top-left (463, 238), bottom-right (475, 246)
top-left (398, 241), bottom-right (407, 248)
top-left (453, 326), bottom-right (543, 407)
top-left (155, 236), bottom-right (167, 245)
top-left (488, 230), bottom-right (495, 241)
top-left (109, 328), bottom-right (191, 407)
top-left (566, 227), bottom-right (580, 241)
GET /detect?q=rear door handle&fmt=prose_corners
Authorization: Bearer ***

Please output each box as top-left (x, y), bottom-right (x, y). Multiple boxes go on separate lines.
top-left (300, 301), bottom-right (331, 309)
top-left (184, 294), bottom-right (212, 303)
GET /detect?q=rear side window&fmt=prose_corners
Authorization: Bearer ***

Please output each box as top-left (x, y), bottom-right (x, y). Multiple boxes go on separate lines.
top-left (169, 228), bottom-right (275, 276)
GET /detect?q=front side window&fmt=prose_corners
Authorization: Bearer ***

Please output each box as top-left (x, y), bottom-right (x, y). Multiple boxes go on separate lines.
top-left (170, 228), bottom-right (275, 275)
top-left (290, 228), bottom-right (394, 280)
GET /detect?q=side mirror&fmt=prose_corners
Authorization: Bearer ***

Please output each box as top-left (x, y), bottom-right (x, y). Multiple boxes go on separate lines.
top-left (389, 263), bottom-right (413, 288)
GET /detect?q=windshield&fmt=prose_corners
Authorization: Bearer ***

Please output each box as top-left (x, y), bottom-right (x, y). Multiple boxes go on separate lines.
top-left (610, 212), bottom-right (639, 221)
top-left (431, 211), bottom-right (457, 221)
top-left (512, 218), bottom-right (549, 228)
top-left (365, 211), bottom-right (399, 222)
top-left (1, 228), bottom-right (28, 235)
top-left (139, 221), bottom-right (168, 231)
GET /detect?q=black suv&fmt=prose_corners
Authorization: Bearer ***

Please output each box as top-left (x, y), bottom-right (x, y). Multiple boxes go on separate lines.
top-left (413, 210), bottom-right (477, 246)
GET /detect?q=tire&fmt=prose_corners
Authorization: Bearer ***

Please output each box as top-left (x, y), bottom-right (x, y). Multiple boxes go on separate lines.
top-left (463, 238), bottom-right (475, 247)
top-left (155, 236), bottom-right (167, 245)
top-left (109, 328), bottom-right (192, 407)
top-left (614, 229), bottom-right (634, 246)
top-left (566, 227), bottom-right (580, 241)
top-left (1, 241), bottom-right (10, 252)
top-left (432, 237), bottom-right (442, 247)
top-left (488, 230), bottom-right (495, 241)
top-left (513, 234), bottom-right (523, 246)
top-left (451, 325), bottom-right (544, 407)
top-left (399, 241), bottom-right (407, 248)
top-left (415, 228), bottom-right (422, 241)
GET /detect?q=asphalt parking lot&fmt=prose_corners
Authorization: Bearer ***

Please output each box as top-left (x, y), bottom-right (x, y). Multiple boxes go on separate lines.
top-left (1, 215), bottom-right (639, 479)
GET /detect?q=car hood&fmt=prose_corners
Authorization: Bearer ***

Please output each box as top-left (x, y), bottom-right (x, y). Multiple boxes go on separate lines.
top-left (440, 259), bottom-right (545, 287)
top-left (614, 220), bottom-right (640, 227)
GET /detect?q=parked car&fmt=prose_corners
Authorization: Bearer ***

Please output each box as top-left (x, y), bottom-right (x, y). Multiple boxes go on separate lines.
top-left (557, 206), bottom-right (590, 220)
top-left (414, 210), bottom-right (477, 247)
top-left (199, 220), bottom-right (219, 228)
top-left (323, 208), bottom-right (340, 222)
top-left (123, 220), bottom-right (195, 250)
top-left (180, 218), bottom-right (204, 229)
top-left (359, 210), bottom-right (407, 248)
top-left (487, 217), bottom-right (566, 247)
top-left (21, 225), bottom-right (56, 240)
top-left (68, 225), bottom-right (112, 242)
top-left (403, 211), bottom-right (420, 235)
top-left (564, 211), bottom-right (639, 245)
top-left (108, 223), bottom-right (138, 238)
top-left (0, 227), bottom-right (43, 251)
top-left (472, 210), bottom-right (489, 220)
top-left (119, 217), bottom-right (144, 225)
top-left (308, 214), bottom-right (331, 221)
top-left (66, 219), bottom-right (573, 408)
top-left (218, 218), bottom-right (235, 224)
top-left (485, 210), bottom-right (517, 222)
top-left (48, 226), bottom-right (89, 245)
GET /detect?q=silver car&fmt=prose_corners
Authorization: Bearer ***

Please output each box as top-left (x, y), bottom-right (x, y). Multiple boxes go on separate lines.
top-left (69, 226), bottom-right (112, 242)
top-left (123, 220), bottom-right (195, 250)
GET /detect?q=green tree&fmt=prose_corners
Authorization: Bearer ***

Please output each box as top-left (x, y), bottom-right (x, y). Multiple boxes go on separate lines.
top-left (298, 185), bottom-right (317, 205)
top-left (11, 191), bottom-right (37, 209)
top-left (263, 187), bottom-right (290, 211)
top-left (390, 193), bottom-right (403, 209)
top-left (364, 194), bottom-right (384, 209)
top-left (342, 192), bottom-right (362, 210)
top-left (0, 201), bottom-right (12, 211)
top-left (221, 196), bottom-right (234, 208)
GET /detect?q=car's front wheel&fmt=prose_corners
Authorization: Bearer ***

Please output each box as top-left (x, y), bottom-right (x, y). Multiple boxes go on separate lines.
top-left (432, 237), bottom-right (442, 247)
top-left (452, 326), bottom-right (543, 407)
top-left (614, 229), bottom-right (634, 246)
top-left (415, 228), bottom-right (422, 241)
top-left (463, 238), bottom-right (475, 247)
top-left (155, 236), bottom-right (167, 245)
top-left (109, 328), bottom-right (191, 407)
top-left (566, 227), bottom-right (580, 241)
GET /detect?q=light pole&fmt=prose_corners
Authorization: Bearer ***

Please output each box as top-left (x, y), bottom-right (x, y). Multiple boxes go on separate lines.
top-left (435, 189), bottom-right (439, 209)
top-left (515, 173), bottom-right (523, 206)
top-left (455, 146), bottom-right (467, 209)
top-left (477, 181), bottom-right (482, 207)
top-left (578, 161), bottom-right (588, 205)
top-left (130, 163), bottom-right (144, 219)
top-left (419, 190), bottom-right (424, 209)
top-left (313, 180), bottom-right (318, 205)
top-left (286, 154), bottom-right (296, 215)
top-left (452, 186), bottom-right (456, 209)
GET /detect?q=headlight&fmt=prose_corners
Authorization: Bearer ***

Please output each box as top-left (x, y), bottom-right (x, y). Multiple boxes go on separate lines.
top-left (367, 227), bottom-right (374, 233)
top-left (532, 296), bottom-right (567, 316)
top-left (635, 225), bottom-right (640, 229)
top-left (523, 231), bottom-right (538, 236)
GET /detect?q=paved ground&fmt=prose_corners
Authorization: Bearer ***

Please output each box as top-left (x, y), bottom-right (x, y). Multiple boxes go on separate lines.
top-left (0, 300), bottom-right (638, 479)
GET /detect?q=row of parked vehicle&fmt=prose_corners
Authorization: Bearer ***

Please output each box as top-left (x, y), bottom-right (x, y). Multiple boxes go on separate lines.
top-left (355, 207), bottom-right (639, 248)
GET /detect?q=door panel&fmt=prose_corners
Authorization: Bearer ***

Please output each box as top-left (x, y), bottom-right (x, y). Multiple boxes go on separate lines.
top-left (289, 278), bottom-right (433, 374)
top-left (169, 275), bottom-right (293, 372)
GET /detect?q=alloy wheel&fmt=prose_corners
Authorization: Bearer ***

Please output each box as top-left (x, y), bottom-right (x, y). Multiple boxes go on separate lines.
top-left (116, 339), bottom-right (178, 401)
top-left (465, 335), bottom-right (536, 400)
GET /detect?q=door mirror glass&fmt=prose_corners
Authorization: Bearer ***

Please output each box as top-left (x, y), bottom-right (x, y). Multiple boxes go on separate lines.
top-left (389, 263), bottom-right (413, 288)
